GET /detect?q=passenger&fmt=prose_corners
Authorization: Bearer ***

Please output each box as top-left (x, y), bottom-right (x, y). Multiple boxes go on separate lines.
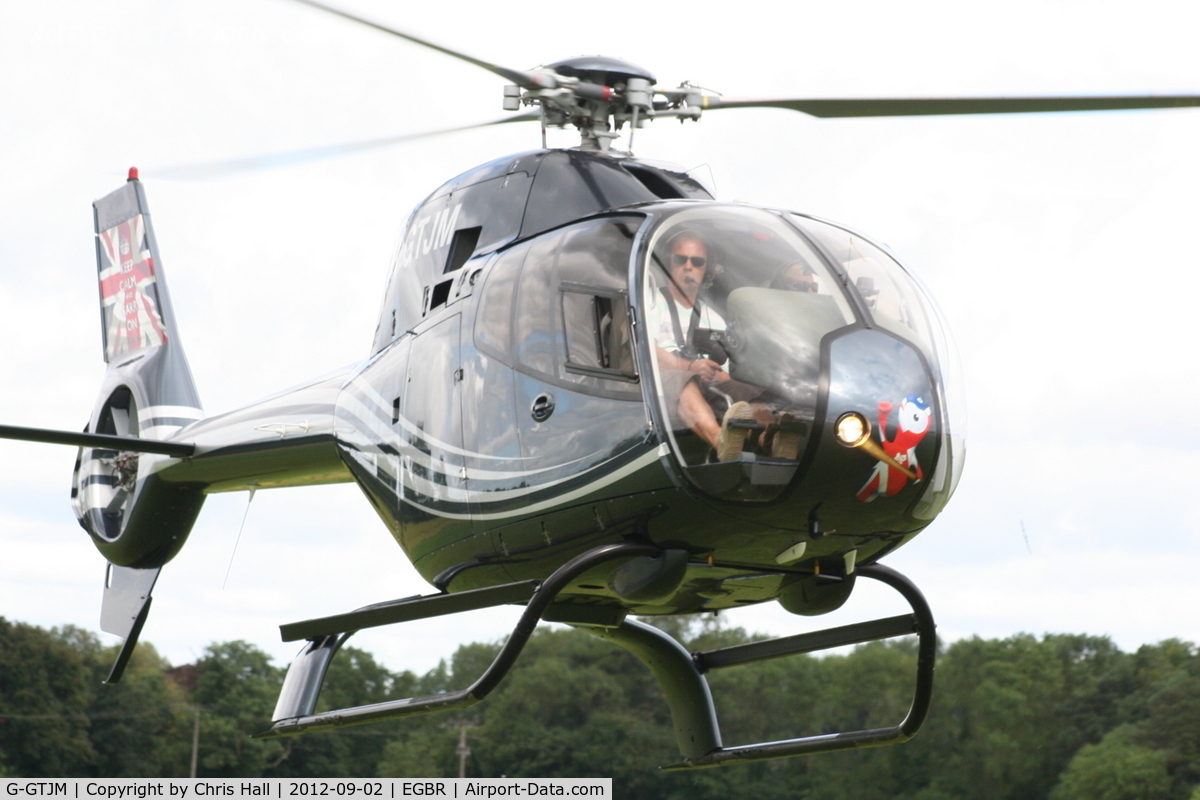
top-left (648, 230), bottom-right (773, 461)
top-left (769, 259), bottom-right (819, 293)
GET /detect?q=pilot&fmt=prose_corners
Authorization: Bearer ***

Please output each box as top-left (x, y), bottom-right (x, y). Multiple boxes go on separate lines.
top-left (648, 230), bottom-right (771, 461)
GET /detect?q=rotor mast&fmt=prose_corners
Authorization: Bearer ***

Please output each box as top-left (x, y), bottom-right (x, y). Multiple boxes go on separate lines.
top-left (501, 55), bottom-right (694, 153)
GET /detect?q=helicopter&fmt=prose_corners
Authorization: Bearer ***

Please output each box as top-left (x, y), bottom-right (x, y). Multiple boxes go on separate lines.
top-left (4, 0), bottom-right (1200, 771)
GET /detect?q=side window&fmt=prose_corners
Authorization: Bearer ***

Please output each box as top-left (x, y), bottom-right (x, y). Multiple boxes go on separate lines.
top-left (561, 287), bottom-right (636, 379)
top-left (554, 217), bottom-right (638, 384)
top-left (502, 216), bottom-right (641, 397)
top-left (474, 243), bottom-right (528, 359)
top-left (513, 232), bottom-right (563, 377)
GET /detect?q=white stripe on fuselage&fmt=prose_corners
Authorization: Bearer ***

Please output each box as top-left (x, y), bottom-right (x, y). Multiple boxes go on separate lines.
top-left (336, 389), bottom-right (600, 482)
top-left (392, 448), bottom-right (662, 521)
top-left (346, 374), bottom-right (594, 463)
top-left (138, 405), bottom-right (203, 422)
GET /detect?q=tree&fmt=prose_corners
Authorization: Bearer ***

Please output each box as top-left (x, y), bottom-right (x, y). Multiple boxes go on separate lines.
top-left (466, 627), bottom-right (677, 797)
top-left (5, 613), bottom-right (1200, 793)
top-left (82, 639), bottom-right (192, 777)
top-left (268, 646), bottom-right (419, 778)
top-left (1118, 648), bottom-right (1200, 798)
top-left (0, 619), bottom-right (96, 776)
top-left (376, 642), bottom-right (505, 780)
top-left (905, 634), bottom-right (1098, 800)
top-left (1050, 725), bottom-right (1171, 800)
top-left (191, 641), bottom-right (285, 777)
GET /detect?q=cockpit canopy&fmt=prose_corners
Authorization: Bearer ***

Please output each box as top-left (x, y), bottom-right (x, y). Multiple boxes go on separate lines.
top-left (639, 205), bottom-right (963, 518)
top-left (467, 200), bottom-right (963, 521)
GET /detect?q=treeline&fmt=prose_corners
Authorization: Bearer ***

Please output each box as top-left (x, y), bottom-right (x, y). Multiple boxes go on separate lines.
top-left (1, 615), bottom-right (1199, 799)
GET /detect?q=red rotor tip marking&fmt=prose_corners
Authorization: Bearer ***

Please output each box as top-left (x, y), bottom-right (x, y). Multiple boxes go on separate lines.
top-left (128, 167), bottom-right (139, 181)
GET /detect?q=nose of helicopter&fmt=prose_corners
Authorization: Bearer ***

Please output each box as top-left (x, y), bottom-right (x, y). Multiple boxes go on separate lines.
top-left (800, 329), bottom-right (939, 522)
top-left (639, 204), bottom-right (962, 527)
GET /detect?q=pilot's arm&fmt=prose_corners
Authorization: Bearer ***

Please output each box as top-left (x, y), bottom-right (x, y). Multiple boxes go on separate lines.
top-left (648, 289), bottom-right (729, 381)
top-left (655, 346), bottom-right (727, 382)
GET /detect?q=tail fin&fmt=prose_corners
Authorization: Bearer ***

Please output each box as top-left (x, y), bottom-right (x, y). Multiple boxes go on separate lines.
top-left (75, 169), bottom-right (206, 562)
top-left (73, 171), bottom-right (208, 678)
top-left (92, 168), bottom-right (200, 405)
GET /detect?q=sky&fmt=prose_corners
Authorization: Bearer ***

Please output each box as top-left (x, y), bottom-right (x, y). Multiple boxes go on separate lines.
top-left (2, 0), bottom-right (1199, 679)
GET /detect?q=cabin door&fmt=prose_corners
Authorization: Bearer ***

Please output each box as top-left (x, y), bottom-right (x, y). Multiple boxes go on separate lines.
top-left (400, 313), bottom-right (470, 556)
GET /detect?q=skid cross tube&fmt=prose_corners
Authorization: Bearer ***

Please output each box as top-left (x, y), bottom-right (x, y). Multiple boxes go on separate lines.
top-left (255, 540), bottom-right (660, 738)
top-left (598, 562), bottom-right (934, 770)
top-left (279, 579), bottom-right (542, 642)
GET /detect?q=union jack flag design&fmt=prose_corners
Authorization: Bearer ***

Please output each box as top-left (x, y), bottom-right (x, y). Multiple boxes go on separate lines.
top-left (98, 214), bottom-right (168, 361)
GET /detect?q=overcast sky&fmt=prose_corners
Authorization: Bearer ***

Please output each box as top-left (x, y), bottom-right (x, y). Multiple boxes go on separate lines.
top-left (2, 0), bottom-right (1199, 677)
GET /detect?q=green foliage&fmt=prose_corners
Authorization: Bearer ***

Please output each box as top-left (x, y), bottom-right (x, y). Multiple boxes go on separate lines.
top-left (913, 634), bottom-right (1075, 799)
top-left (0, 619), bottom-right (96, 776)
top-left (0, 619), bottom-right (192, 777)
top-left (192, 641), bottom-right (285, 777)
top-left (467, 629), bottom-right (674, 794)
top-left (4, 613), bottom-right (1200, 796)
top-left (376, 641), bottom-right (508, 780)
top-left (83, 640), bottom-right (191, 777)
top-left (1050, 725), bottom-right (1171, 800)
top-left (268, 647), bottom-right (419, 778)
top-left (1120, 643), bottom-right (1200, 799)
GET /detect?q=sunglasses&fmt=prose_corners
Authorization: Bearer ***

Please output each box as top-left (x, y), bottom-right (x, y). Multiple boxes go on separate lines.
top-left (672, 254), bottom-right (707, 268)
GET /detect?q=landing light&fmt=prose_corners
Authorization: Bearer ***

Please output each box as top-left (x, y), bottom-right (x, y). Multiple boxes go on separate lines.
top-left (834, 411), bottom-right (918, 481)
top-left (834, 412), bottom-right (870, 447)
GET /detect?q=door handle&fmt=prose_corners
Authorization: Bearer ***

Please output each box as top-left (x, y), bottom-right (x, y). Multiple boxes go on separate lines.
top-left (531, 392), bottom-right (555, 422)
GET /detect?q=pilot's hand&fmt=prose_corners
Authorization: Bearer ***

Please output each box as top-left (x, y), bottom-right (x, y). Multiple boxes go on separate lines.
top-left (688, 358), bottom-right (723, 382)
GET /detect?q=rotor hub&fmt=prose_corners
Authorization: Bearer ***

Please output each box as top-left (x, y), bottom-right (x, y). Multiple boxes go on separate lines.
top-left (511, 56), bottom-right (681, 152)
top-left (543, 56), bottom-right (656, 89)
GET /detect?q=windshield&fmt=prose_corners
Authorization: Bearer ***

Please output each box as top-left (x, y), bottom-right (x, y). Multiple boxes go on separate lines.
top-left (641, 206), bottom-right (856, 500)
top-left (793, 215), bottom-right (965, 519)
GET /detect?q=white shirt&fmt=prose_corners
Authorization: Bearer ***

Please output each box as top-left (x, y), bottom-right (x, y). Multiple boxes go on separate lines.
top-left (646, 288), bottom-right (725, 355)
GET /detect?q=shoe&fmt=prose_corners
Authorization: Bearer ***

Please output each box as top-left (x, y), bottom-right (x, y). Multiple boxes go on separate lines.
top-left (717, 401), bottom-right (754, 461)
top-left (770, 413), bottom-right (804, 461)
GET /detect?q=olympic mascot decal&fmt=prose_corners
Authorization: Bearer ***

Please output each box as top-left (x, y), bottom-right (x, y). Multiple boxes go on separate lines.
top-left (856, 394), bottom-right (932, 502)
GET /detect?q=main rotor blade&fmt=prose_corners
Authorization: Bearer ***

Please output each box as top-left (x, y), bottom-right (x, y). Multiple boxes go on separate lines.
top-left (289, 0), bottom-right (554, 88)
top-left (152, 111), bottom-right (540, 179)
top-left (701, 94), bottom-right (1200, 118)
top-left (0, 424), bottom-right (195, 457)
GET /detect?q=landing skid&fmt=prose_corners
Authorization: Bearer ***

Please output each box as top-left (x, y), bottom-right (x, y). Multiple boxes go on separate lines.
top-left (257, 543), bottom-right (936, 771)
top-left (257, 540), bottom-right (656, 738)
top-left (647, 563), bottom-right (935, 769)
